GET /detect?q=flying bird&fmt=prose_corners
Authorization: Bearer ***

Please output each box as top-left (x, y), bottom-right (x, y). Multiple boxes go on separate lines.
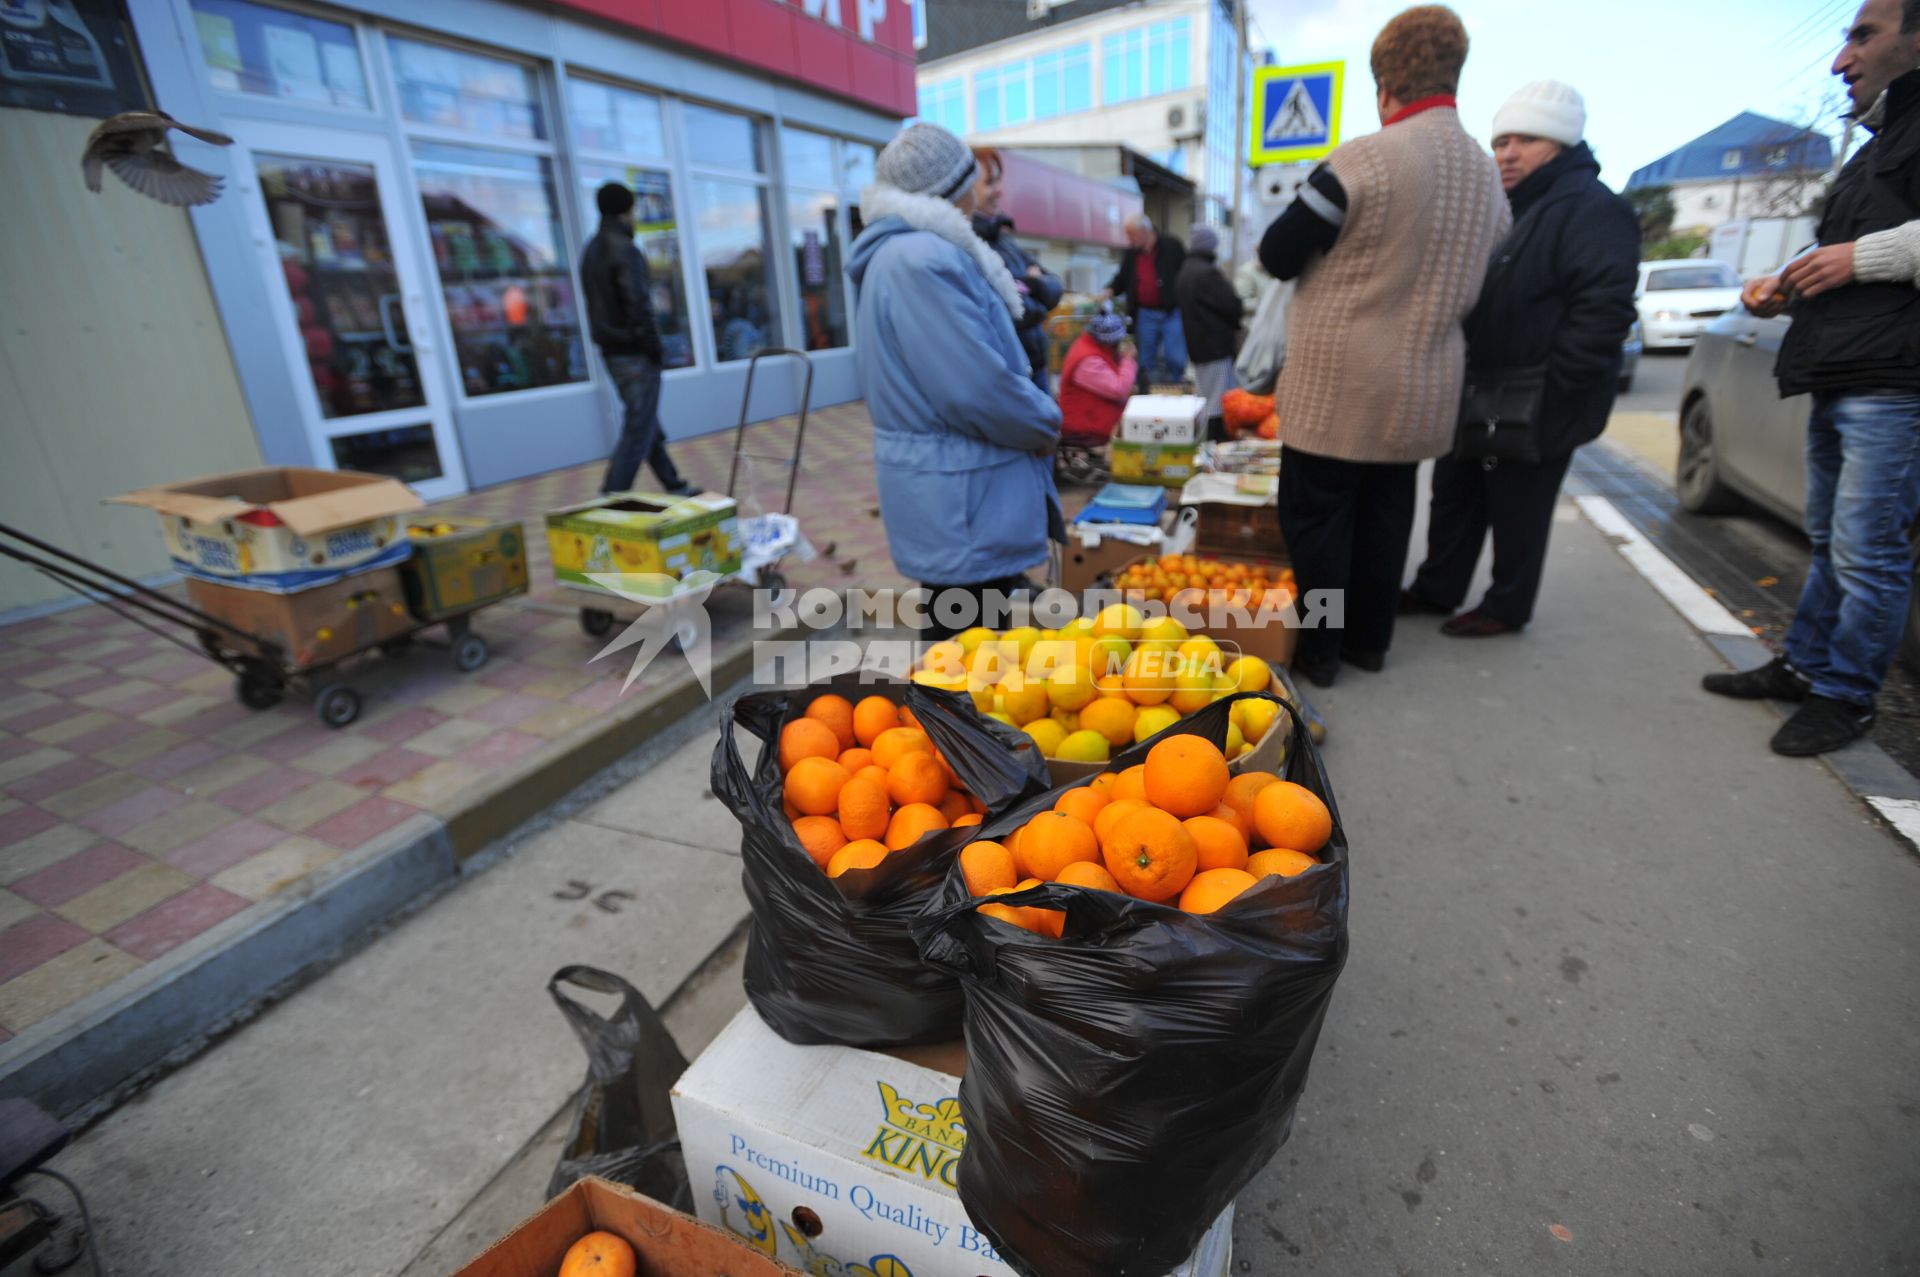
top-left (82, 110), bottom-right (233, 207)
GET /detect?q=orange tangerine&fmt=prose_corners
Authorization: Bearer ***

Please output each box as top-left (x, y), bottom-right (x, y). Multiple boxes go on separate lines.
top-left (1247, 847), bottom-right (1317, 879)
top-left (853, 695), bottom-right (900, 747)
top-left (1183, 814), bottom-right (1249, 871)
top-left (1179, 867), bottom-right (1259, 914)
top-left (779, 717), bottom-right (842, 772)
top-left (1014, 811), bottom-right (1101, 881)
top-left (872, 726), bottom-right (934, 770)
top-left (1092, 796), bottom-right (1147, 845)
top-left (1053, 786), bottom-right (1110, 826)
top-left (1112, 764), bottom-right (1149, 802)
top-left (827, 839), bottom-right (889, 877)
top-left (1252, 781), bottom-right (1333, 854)
top-left (805, 694), bottom-right (857, 750)
top-left (836, 773), bottom-right (890, 841)
top-left (791, 815), bottom-right (847, 869)
top-left (1143, 736), bottom-right (1230, 818)
top-left (1101, 806), bottom-right (1197, 902)
top-left (783, 756), bottom-right (850, 817)
top-left (959, 840), bottom-right (1018, 895)
top-left (886, 802), bottom-right (949, 850)
top-left (886, 752), bottom-right (950, 806)
top-left (1055, 860), bottom-right (1122, 893)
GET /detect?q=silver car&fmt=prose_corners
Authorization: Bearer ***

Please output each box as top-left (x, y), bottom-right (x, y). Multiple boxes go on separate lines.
top-left (1677, 307), bottom-right (1920, 667)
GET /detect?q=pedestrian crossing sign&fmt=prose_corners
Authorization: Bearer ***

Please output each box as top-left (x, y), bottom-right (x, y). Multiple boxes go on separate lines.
top-left (1250, 61), bottom-right (1344, 166)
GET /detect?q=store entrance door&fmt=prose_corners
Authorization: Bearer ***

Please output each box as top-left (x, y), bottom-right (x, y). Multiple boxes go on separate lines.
top-left (232, 123), bottom-right (467, 500)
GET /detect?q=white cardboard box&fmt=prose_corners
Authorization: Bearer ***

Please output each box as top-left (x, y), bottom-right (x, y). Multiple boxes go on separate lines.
top-left (1120, 394), bottom-right (1207, 444)
top-left (673, 1008), bottom-right (1233, 1277)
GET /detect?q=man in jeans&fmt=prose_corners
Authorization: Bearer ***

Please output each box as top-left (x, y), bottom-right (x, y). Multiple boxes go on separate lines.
top-left (1704, 0), bottom-right (1920, 755)
top-left (1103, 214), bottom-right (1188, 388)
top-left (581, 181), bottom-right (691, 496)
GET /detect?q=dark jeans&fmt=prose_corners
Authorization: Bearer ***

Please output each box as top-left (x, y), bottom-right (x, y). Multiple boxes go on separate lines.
top-left (1135, 306), bottom-right (1188, 387)
top-left (1277, 445), bottom-right (1418, 668)
top-left (1410, 450), bottom-right (1575, 626)
top-left (601, 353), bottom-right (687, 494)
top-left (916, 574), bottom-right (1034, 641)
top-left (1783, 390), bottom-right (1920, 704)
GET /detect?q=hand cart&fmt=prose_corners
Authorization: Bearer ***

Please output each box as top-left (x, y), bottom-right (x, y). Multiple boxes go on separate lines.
top-left (572, 348), bottom-right (814, 639)
top-left (0, 519), bottom-right (513, 729)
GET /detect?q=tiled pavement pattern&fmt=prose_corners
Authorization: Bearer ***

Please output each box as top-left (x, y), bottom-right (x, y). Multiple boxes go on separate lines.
top-left (0, 402), bottom-right (907, 1042)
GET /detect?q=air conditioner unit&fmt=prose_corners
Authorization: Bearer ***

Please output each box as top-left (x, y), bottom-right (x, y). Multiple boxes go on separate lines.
top-left (1167, 105), bottom-right (1185, 130)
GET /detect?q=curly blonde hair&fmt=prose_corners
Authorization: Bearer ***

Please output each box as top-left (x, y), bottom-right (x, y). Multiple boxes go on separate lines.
top-left (1370, 5), bottom-right (1470, 103)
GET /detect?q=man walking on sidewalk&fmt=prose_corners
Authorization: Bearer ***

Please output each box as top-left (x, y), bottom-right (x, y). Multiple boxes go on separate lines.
top-left (1704, 0), bottom-right (1920, 756)
top-left (582, 181), bottom-right (692, 496)
top-left (1104, 214), bottom-right (1188, 388)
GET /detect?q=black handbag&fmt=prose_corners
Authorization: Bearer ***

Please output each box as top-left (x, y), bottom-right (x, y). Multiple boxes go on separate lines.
top-left (1451, 194), bottom-right (1569, 468)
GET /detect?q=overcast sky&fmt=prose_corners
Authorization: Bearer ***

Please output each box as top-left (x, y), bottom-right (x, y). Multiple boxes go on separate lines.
top-left (1244, 0), bottom-right (1862, 188)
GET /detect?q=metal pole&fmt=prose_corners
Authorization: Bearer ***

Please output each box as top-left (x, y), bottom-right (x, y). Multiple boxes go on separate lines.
top-left (1229, 0), bottom-right (1249, 271)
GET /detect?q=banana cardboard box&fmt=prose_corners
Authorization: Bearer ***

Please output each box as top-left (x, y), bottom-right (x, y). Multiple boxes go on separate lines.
top-left (112, 466), bottom-right (421, 593)
top-left (671, 1008), bottom-right (1233, 1277)
top-left (546, 493), bottom-right (742, 594)
top-left (1110, 440), bottom-right (1199, 489)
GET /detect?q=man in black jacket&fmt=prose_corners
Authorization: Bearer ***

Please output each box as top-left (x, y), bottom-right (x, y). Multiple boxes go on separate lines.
top-left (1104, 214), bottom-right (1188, 388)
top-left (582, 182), bottom-right (690, 496)
top-left (1703, 0), bottom-right (1920, 756)
top-left (1174, 224), bottom-right (1245, 440)
top-left (1403, 81), bottom-right (1640, 639)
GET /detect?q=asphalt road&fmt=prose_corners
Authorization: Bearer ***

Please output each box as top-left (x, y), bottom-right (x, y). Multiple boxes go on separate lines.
top-left (1615, 346), bottom-right (1690, 416)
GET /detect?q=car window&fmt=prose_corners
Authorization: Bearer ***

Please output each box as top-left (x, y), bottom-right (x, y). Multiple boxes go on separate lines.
top-left (1647, 265), bottom-right (1740, 291)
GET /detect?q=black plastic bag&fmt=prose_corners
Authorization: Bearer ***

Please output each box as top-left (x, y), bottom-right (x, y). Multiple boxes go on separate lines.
top-left (912, 692), bottom-right (1349, 1277)
top-left (713, 672), bottom-right (1051, 1048)
top-left (546, 965), bottom-right (692, 1210)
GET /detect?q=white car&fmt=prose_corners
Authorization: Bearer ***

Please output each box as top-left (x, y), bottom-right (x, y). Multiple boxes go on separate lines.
top-left (1635, 260), bottom-right (1743, 350)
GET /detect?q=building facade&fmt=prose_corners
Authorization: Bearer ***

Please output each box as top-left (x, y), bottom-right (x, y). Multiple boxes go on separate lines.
top-left (916, 0), bottom-right (1246, 231)
top-left (1626, 112), bottom-right (1834, 237)
top-left (2, 0), bottom-right (914, 613)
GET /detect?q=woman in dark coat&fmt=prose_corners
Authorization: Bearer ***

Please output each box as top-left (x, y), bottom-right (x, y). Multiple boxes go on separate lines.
top-left (1404, 80), bottom-right (1641, 635)
top-left (971, 147), bottom-right (1065, 392)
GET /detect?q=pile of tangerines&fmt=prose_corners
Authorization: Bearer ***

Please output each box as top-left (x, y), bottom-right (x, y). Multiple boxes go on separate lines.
top-left (779, 693), bottom-right (988, 879)
top-left (961, 733), bottom-right (1330, 935)
top-left (1110, 553), bottom-right (1296, 611)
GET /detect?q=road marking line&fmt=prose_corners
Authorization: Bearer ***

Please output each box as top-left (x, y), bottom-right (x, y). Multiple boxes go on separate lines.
top-left (1572, 495), bottom-right (1753, 637)
top-left (1865, 796), bottom-right (1920, 850)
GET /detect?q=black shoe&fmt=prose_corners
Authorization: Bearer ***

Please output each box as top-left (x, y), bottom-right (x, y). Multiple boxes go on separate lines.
top-left (1340, 649), bottom-right (1385, 672)
top-left (1399, 590), bottom-right (1452, 616)
top-left (1702, 656), bottom-right (1810, 702)
top-left (1294, 657), bottom-right (1338, 689)
top-left (1770, 695), bottom-right (1875, 756)
top-left (1441, 608), bottom-right (1519, 638)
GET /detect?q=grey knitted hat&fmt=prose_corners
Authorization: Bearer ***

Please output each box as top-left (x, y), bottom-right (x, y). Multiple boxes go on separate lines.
top-left (874, 122), bottom-right (979, 203)
top-left (1189, 225), bottom-right (1219, 255)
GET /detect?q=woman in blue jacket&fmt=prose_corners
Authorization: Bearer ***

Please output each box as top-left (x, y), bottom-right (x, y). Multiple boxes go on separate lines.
top-left (846, 123), bottom-right (1063, 638)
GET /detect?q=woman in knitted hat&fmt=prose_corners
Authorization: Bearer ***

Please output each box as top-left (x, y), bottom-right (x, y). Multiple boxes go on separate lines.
top-left (1057, 306), bottom-right (1139, 452)
top-left (1256, 4), bottom-right (1507, 687)
top-left (846, 122), bottom-right (1063, 638)
top-left (1403, 81), bottom-right (1640, 638)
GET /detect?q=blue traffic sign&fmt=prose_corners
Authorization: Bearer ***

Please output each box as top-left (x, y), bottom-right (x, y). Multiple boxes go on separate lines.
top-left (1250, 62), bottom-right (1345, 166)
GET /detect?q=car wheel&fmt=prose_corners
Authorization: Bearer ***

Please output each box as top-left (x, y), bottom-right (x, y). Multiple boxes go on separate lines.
top-left (1677, 398), bottom-right (1740, 514)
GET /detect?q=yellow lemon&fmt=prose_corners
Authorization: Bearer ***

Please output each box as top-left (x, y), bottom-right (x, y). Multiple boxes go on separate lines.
top-left (1047, 663), bottom-right (1098, 711)
top-left (1049, 707), bottom-right (1081, 733)
top-left (1121, 648), bottom-right (1177, 706)
top-left (985, 710), bottom-right (1016, 726)
top-left (1059, 617), bottom-right (1096, 638)
top-left (1233, 697), bottom-right (1282, 744)
top-left (969, 681), bottom-right (998, 712)
top-left (1226, 722), bottom-right (1247, 756)
top-left (1090, 603), bottom-right (1146, 641)
top-left (911, 669), bottom-right (967, 693)
top-left (1139, 616), bottom-right (1188, 646)
top-left (1000, 671), bottom-right (1050, 725)
top-left (1056, 729), bottom-right (1112, 763)
top-left (1001, 626), bottom-right (1043, 663)
top-left (1079, 696), bottom-right (1137, 747)
top-left (1177, 636), bottom-right (1224, 680)
top-left (1027, 637), bottom-right (1076, 680)
top-left (955, 626), bottom-right (996, 655)
top-left (921, 640), bottom-right (966, 675)
top-left (1094, 671), bottom-right (1128, 696)
top-left (1132, 704), bottom-right (1181, 743)
top-left (1022, 718), bottom-right (1068, 756)
top-left (1169, 667), bottom-right (1217, 715)
top-left (1224, 656), bottom-right (1272, 695)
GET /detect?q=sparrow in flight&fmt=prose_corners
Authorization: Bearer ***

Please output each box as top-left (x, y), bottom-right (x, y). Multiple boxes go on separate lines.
top-left (82, 110), bottom-right (233, 207)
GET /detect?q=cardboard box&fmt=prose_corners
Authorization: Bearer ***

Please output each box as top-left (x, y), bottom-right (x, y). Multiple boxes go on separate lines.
top-left (1059, 526), bottom-right (1165, 595)
top-left (1120, 394), bottom-right (1207, 445)
top-left (546, 493), bottom-right (742, 593)
top-left (113, 467), bottom-right (421, 592)
top-left (399, 517), bottom-right (529, 621)
top-left (185, 564), bottom-right (411, 670)
top-left (1110, 440), bottom-right (1198, 488)
top-left (673, 1008), bottom-right (1233, 1277)
top-left (451, 1177), bottom-right (797, 1277)
top-left (1179, 473), bottom-right (1285, 561)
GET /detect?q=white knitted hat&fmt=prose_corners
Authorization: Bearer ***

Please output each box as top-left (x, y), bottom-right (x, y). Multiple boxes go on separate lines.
top-left (874, 122), bottom-right (979, 204)
top-left (1491, 80), bottom-right (1586, 147)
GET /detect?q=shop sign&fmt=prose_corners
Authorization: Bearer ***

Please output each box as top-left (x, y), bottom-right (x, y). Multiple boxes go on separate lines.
top-left (793, 0), bottom-right (889, 42)
top-left (0, 0), bottom-right (148, 117)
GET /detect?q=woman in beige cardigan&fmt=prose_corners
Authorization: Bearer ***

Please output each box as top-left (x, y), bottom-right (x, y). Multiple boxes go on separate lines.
top-left (1257, 5), bottom-right (1508, 688)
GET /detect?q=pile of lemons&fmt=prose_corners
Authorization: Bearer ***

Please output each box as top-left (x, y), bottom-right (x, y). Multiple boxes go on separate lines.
top-left (911, 604), bottom-right (1286, 765)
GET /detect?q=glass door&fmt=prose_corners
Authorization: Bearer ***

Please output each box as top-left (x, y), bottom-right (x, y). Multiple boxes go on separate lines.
top-left (231, 122), bottom-right (467, 499)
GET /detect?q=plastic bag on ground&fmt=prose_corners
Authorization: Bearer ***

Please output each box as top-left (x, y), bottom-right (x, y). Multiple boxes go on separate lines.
top-left (546, 965), bottom-right (693, 1210)
top-left (911, 692), bottom-right (1349, 1277)
top-left (713, 672), bottom-right (1051, 1047)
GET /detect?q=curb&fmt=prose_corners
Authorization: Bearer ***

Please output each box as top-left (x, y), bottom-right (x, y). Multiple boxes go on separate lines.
top-left (0, 625), bottom-right (784, 1123)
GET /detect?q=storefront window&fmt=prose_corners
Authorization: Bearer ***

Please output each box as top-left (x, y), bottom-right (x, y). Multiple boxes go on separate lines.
top-left (693, 177), bottom-right (781, 361)
top-left (567, 78), bottom-right (667, 159)
top-left (782, 128), bottom-right (847, 352)
top-left (191, 0), bottom-right (370, 108)
top-left (255, 154), bottom-right (426, 421)
top-left (579, 162), bottom-right (695, 369)
top-left (684, 103), bottom-right (764, 173)
top-left (389, 37), bottom-right (544, 139)
top-left (412, 141), bottom-right (586, 396)
top-left (843, 142), bottom-right (876, 239)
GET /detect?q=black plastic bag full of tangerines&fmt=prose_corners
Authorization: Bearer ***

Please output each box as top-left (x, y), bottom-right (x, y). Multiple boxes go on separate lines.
top-left (713, 672), bottom-right (1051, 1048)
top-left (911, 692), bottom-right (1349, 1277)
